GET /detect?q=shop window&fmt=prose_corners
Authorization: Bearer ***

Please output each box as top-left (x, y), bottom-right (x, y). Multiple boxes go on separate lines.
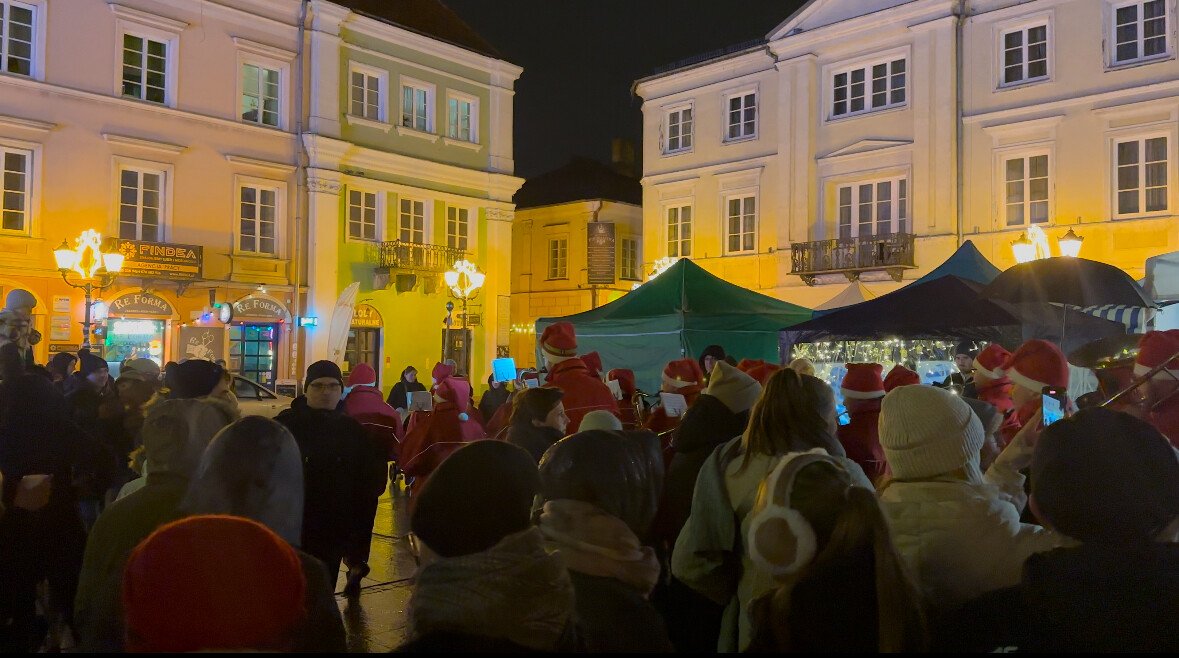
top-left (229, 323), bottom-right (277, 386)
top-left (344, 327), bottom-right (379, 382)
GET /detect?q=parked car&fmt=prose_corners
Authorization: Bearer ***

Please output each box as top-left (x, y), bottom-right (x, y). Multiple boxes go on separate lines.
top-left (232, 375), bottom-right (294, 418)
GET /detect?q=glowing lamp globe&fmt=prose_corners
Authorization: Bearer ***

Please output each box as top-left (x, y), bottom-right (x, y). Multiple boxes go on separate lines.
top-left (1058, 228), bottom-right (1084, 258)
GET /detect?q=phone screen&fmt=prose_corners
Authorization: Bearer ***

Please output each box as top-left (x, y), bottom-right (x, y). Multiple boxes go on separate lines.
top-left (1042, 388), bottom-right (1065, 426)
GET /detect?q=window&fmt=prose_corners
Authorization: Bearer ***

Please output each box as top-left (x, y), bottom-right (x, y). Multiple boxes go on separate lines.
top-left (347, 189), bottom-right (377, 241)
top-left (832, 58), bottom-right (906, 118)
top-left (239, 184), bottom-right (278, 254)
top-left (241, 63), bottom-right (280, 127)
top-left (1115, 136), bottom-right (1168, 215)
top-left (399, 198), bottom-right (425, 243)
top-left (0, 1), bottom-right (34, 76)
top-left (666, 204), bottom-right (692, 257)
top-left (118, 167), bottom-right (163, 241)
top-left (665, 106), bottom-right (692, 153)
top-left (1, 147), bottom-right (29, 232)
top-left (1002, 24), bottom-right (1049, 85)
top-left (1112, 0), bottom-right (1168, 65)
top-left (122, 33), bottom-right (167, 104)
top-left (1004, 154), bottom-right (1050, 226)
top-left (837, 177), bottom-right (908, 238)
top-left (401, 83), bottom-right (431, 132)
top-left (548, 238), bottom-right (567, 279)
top-left (350, 68), bottom-right (382, 121)
top-left (620, 238), bottom-right (639, 280)
top-left (447, 206), bottom-right (469, 250)
top-left (447, 97), bottom-right (474, 141)
top-left (726, 92), bottom-right (756, 140)
top-left (725, 195), bottom-right (756, 253)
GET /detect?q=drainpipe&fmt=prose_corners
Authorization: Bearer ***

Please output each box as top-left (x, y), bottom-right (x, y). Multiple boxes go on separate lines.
top-left (954, 0), bottom-right (967, 247)
top-left (291, 0), bottom-right (310, 377)
top-left (589, 200), bottom-right (603, 309)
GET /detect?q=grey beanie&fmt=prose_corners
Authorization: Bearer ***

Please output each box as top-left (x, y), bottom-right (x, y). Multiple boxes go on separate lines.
top-left (879, 385), bottom-right (984, 483)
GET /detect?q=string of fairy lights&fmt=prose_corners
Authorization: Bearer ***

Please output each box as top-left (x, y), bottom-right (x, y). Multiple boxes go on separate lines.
top-left (792, 338), bottom-right (966, 366)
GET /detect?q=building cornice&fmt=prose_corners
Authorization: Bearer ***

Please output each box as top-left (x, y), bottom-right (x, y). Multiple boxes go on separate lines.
top-left (309, 0), bottom-right (351, 36)
top-left (337, 8), bottom-right (522, 88)
top-left (0, 74), bottom-right (299, 141)
top-left (302, 134), bottom-right (524, 203)
top-left (642, 154), bottom-right (776, 186)
top-left (224, 154), bottom-right (296, 174)
top-left (963, 79), bottom-right (1179, 124)
top-left (635, 48), bottom-right (774, 101)
top-left (107, 2), bottom-right (189, 31)
top-left (232, 36), bottom-right (297, 62)
top-left (0, 113), bottom-right (55, 135)
top-left (102, 133), bottom-right (187, 155)
top-left (767, 0), bottom-right (954, 49)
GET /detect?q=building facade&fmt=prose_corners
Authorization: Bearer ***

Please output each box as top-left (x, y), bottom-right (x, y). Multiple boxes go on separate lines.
top-left (509, 157), bottom-right (643, 367)
top-left (635, 0), bottom-right (1179, 309)
top-left (0, 0), bottom-right (304, 387)
top-left (302, 0), bottom-right (522, 389)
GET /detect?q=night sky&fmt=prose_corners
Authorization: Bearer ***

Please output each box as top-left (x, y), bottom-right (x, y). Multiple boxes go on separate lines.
top-left (443, 0), bottom-right (809, 179)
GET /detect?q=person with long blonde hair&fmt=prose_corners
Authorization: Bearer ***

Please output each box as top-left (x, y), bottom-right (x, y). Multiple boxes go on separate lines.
top-left (671, 368), bottom-right (872, 651)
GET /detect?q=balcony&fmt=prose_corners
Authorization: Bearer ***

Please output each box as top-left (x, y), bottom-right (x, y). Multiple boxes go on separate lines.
top-left (375, 240), bottom-right (466, 274)
top-left (790, 233), bottom-right (916, 285)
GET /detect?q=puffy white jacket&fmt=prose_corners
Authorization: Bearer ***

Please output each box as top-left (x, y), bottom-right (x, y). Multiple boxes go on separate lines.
top-left (879, 465), bottom-right (1071, 610)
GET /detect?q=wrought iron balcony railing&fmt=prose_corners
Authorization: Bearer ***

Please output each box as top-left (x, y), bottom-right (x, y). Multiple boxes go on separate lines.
top-left (375, 240), bottom-right (466, 274)
top-left (790, 232), bottom-right (916, 285)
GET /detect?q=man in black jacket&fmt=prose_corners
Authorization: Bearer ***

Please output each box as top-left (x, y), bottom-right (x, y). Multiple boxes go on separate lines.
top-left (276, 360), bottom-right (387, 589)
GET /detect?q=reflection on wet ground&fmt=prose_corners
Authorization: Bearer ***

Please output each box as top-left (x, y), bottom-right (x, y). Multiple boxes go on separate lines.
top-left (333, 482), bottom-right (417, 652)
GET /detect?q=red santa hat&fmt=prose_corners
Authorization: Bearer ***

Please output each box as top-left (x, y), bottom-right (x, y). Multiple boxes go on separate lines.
top-left (435, 376), bottom-right (473, 420)
top-left (1134, 330), bottom-right (1179, 378)
top-left (579, 351), bottom-right (603, 378)
top-left (663, 358), bottom-right (704, 390)
top-left (737, 358), bottom-right (780, 385)
top-left (347, 363), bottom-right (377, 387)
top-left (973, 343), bottom-right (1012, 379)
top-left (841, 363), bottom-right (885, 400)
top-left (540, 322), bottom-right (577, 360)
top-left (607, 368), bottom-right (636, 397)
top-left (883, 364), bottom-right (920, 392)
top-left (998, 339), bottom-right (1068, 392)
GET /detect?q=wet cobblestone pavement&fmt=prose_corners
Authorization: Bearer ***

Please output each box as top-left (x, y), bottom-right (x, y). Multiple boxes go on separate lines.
top-left (333, 481), bottom-right (417, 653)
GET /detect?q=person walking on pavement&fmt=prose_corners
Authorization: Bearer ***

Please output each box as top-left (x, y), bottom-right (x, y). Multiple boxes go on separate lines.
top-left (276, 360), bottom-right (387, 590)
top-left (341, 363), bottom-right (402, 596)
top-left (538, 322), bottom-right (618, 432)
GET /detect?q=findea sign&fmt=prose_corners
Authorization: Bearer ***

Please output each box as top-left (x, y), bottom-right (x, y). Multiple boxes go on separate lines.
top-left (587, 222), bottom-right (616, 285)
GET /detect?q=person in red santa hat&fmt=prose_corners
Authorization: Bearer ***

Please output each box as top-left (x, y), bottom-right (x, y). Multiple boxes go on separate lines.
top-left (578, 351), bottom-right (604, 380)
top-left (971, 343), bottom-right (1020, 446)
top-left (607, 368), bottom-right (639, 430)
top-left (736, 358), bottom-right (780, 386)
top-left (539, 322), bottom-right (618, 431)
top-left (995, 339), bottom-right (1069, 445)
top-left (1131, 329), bottom-right (1179, 448)
top-left (883, 364), bottom-right (920, 393)
top-left (645, 357), bottom-right (705, 439)
top-left (400, 362), bottom-right (487, 501)
top-left (837, 363), bottom-right (888, 482)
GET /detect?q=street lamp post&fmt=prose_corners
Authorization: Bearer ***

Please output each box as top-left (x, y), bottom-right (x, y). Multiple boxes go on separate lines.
top-left (53, 230), bottom-right (125, 350)
top-left (443, 259), bottom-right (485, 376)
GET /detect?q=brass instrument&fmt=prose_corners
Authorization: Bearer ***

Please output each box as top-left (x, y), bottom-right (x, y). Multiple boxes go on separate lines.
top-left (1069, 335), bottom-right (1141, 402)
top-left (1101, 347), bottom-right (1179, 414)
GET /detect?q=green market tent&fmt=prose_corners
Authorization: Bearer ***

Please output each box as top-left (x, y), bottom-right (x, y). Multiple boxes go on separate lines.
top-left (536, 259), bottom-right (811, 392)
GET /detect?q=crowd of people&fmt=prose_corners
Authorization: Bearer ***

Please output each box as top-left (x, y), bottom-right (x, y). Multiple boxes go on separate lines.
top-left (3, 305), bottom-right (1179, 652)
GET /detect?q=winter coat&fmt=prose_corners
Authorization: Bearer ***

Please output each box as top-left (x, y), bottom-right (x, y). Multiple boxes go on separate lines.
top-left (504, 423), bottom-right (564, 464)
top-left (836, 402), bottom-right (887, 482)
top-left (344, 385), bottom-right (404, 456)
top-left (293, 550), bottom-right (348, 653)
top-left (974, 379), bottom-right (1019, 445)
top-left (545, 358), bottom-right (619, 432)
top-left (671, 438), bottom-right (871, 651)
top-left (387, 376), bottom-right (427, 411)
top-left (878, 469), bottom-right (1072, 611)
top-left (1150, 398), bottom-right (1179, 449)
top-left (400, 400), bottom-right (486, 496)
top-left (1001, 398), bottom-right (1040, 447)
top-left (275, 397), bottom-right (388, 567)
top-left (938, 543), bottom-right (1179, 652)
top-left (568, 572), bottom-right (673, 653)
top-left (478, 384), bottom-right (511, 426)
top-left (644, 386), bottom-right (701, 438)
top-left (66, 376), bottom-right (130, 465)
top-left (74, 472), bottom-right (190, 652)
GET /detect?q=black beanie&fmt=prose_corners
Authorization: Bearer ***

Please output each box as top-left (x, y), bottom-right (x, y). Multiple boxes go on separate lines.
top-left (1033, 408), bottom-right (1179, 545)
top-left (77, 349), bottom-right (107, 376)
top-left (411, 440), bottom-right (540, 557)
top-left (954, 340), bottom-right (978, 358)
top-left (305, 360), bottom-right (343, 387)
top-left (168, 359), bottom-right (224, 399)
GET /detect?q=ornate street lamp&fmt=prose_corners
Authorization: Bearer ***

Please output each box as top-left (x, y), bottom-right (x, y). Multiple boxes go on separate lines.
top-left (53, 230), bottom-right (124, 349)
top-left (442, 259), bottom-right (485, 374)
top-left (1058, 227), bottom-right (1084, 258)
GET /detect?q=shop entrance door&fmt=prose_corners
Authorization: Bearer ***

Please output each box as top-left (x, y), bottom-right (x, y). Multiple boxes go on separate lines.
top-left (229, 323), bottom-right (278, 387)
top-left (344, 327), bottom-right (380, 384)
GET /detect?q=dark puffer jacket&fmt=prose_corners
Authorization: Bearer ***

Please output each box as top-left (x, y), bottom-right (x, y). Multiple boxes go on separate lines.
top-left (505, 424), bottom-right (564, 464)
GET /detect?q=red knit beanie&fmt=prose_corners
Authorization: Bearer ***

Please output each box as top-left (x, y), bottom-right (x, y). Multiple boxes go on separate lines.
top-left (122, 515), bottom-right (306, 653)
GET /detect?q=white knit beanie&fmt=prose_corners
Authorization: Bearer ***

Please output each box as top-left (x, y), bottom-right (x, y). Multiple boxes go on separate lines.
top-left (879, 385), bottom-right (984, 483)
top-left (705, 361), bottom-right (761, 414)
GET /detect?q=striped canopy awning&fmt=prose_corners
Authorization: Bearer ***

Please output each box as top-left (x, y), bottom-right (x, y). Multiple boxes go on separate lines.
top-left (1077, 304), bottom-right (1156, 333)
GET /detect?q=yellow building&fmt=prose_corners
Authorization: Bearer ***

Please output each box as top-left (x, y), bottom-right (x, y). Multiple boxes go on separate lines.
top-left (510, 157), bottom-right (643, 367)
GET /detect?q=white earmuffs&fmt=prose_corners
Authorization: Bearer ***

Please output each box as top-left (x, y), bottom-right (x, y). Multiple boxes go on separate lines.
top-left (747, 449), bottom-right (841, 578)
